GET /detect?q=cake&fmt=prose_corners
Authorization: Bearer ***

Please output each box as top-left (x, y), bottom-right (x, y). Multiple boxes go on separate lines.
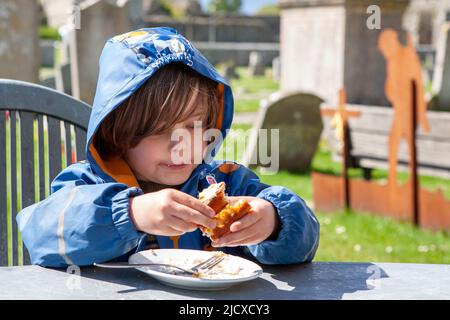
top-left (198, 182), bottom-right (252, 241)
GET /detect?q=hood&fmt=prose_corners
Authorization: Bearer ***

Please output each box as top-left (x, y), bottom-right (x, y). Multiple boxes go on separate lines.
top-left (86, 27), bottom-right (234, 187)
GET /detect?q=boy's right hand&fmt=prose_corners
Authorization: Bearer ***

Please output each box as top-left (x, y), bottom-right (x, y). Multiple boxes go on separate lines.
top-left (128, 189), bottom-right (217, 236)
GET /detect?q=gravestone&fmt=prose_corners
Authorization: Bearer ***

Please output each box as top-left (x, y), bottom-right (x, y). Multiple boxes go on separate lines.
top-left (272, 56), bottom-right (280, 81)
top-left (55, 63), bottom-right (72, 95)
top-left (171, 0), bottom-right (203, 16)
top-left (223, 60), bottom-right (240, 83)
top-left (433, 23), bottom-right (450, 111)
top-left (70, 0), bottom-right (138, 103)
top-left (248, 51), bottom-right (265, 76)
top-left (242, 91), bottom-right (324, 173)
top-left (0, 0), bottom-right (40, 83)
top-left (40, 40), bottom-right (55, 67)
top-left (40, 76), bottom-right (56, 89)
top-left (143, 0), bottom-right (167, 15)
top-left (279, 0), bottom-right (345, 106)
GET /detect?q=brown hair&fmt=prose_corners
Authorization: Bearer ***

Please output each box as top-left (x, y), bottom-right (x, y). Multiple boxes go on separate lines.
top-left (94, 62), bottom-right (221, 159)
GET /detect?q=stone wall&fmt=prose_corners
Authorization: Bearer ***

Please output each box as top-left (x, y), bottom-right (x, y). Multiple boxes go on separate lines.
top-left (141, 14), bottom-right (280, 66)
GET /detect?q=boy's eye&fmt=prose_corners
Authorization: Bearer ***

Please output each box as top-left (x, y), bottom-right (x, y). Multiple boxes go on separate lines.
top-left (187, 122), bottom-right (203, 129)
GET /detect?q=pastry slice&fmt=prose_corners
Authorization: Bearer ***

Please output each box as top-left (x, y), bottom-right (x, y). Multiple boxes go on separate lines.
top-left (198, 182), bottom-right (252, 241)
top-left (198, 181), bottom-right (228, 213)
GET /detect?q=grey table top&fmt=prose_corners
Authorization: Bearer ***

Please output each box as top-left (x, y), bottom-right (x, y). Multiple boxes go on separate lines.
top-left (1, 262), bottom-right (449, 300)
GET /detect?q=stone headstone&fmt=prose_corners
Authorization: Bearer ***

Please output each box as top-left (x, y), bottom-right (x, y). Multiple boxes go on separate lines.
top-left (125, 0), bottom-right (145, 29)
top-left (272, 56), bottom-right (280, 81)
top-left (171, 0), bottom-right (202, 16)
top-left (0, 0), bottom-right (40, 83)
top-left (223, 61), bottom-right (240, 83)
top-left (142, 0), bottom-right (168, 15)
top-left (40, 40), bottom-right (56, 67)
top-left (70, 0), bottom-right (136, 104)
top-left (433, 23), bottom-right (450, 111)
top-left (55, 63), bottom-right (72, 95)
top-left (242, 91), bottom-right (324, 173)
top-left (248, 51), bottom-right (265, 76)
top-left (40, 76), bottom-right (56, 89)
top-left (279, 0), bottom-right (345, 106)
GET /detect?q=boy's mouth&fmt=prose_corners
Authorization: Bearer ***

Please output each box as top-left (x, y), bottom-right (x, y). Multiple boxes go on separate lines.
top-left (160, 163), bottom-right (190, 170)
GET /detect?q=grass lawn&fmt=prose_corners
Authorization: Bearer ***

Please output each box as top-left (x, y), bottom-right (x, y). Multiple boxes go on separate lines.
top-left (215, 66), bottom-right (279, 113)
top-left (230, 67), bottom-right (279, 94)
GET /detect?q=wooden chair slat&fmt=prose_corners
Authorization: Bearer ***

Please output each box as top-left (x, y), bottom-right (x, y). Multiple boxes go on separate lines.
top-left (47, 118), bottom-right (62, 186)
top-left (10, 111), bottom-right (18, 266)
top-left (19, 112), bottom-right (35, 265)
top-left (75, 126), bottom-right (87, 162)
top-left (65, 123), bottom-right (72, 167)
top-left (0, 111), bottom-right (7, 266)
top-left (37, 114), bottom-right (46, 201)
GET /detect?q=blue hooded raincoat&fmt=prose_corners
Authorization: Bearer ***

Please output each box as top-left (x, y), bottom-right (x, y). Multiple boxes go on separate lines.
top-left (16, 27), bottom-right (320, 268)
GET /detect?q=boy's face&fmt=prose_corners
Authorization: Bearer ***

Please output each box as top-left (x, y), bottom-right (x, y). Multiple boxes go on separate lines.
top-left (125, 113), bottom-right (208, 185)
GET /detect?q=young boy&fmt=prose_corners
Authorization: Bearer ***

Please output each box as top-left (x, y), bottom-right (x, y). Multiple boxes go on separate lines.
top-left (17, 27), bottom-right (319, 268)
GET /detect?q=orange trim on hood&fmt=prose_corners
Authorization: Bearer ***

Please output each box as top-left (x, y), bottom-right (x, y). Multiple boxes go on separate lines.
top-left (215, 83), bottom-right (224, 131)
top-left (89, 143), bottom-right (140, 188)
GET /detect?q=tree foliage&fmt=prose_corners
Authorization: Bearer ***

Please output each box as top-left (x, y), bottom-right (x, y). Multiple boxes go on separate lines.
top-left (208, 0), bottom-right (242, 14)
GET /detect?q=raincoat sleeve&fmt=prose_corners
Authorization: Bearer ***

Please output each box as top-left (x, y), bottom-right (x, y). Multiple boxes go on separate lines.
top-left (226, 163), bottom-right (320, 265)
top-left (16, 162), bottom-right (144, 268)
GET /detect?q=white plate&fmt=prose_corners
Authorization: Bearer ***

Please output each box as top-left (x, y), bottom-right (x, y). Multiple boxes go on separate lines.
top-left (128, 249), bottom-right (263, 291)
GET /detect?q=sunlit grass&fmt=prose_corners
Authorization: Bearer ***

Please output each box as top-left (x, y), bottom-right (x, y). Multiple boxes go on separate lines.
top-left (315, 210), bottom-right (450, 264)
top-left (215, 65), bottom-right (279, 113)
top-left (230, 67), bottom-right (279, 94)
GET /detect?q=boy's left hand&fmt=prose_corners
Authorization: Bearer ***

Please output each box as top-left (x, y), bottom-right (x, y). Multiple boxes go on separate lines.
top-left (211, 196), bottom-right (280, 248)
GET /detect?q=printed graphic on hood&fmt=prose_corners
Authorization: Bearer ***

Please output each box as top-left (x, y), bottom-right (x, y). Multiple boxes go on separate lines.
top-left (114, 29), bottom-right (195, 67)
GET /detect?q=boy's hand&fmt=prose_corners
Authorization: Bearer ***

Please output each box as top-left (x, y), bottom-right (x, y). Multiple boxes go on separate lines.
top-left (211, 196), bottom-right (280, 248)
top-left (129, 189), bottom-right (217, 236)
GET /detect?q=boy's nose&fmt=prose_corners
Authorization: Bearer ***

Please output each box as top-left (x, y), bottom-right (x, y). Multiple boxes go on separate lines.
top-left (169, 134), bottom-right (191, 161)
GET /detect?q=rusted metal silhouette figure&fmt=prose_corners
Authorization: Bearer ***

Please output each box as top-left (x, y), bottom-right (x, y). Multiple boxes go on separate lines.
top-left (378, 29), bottom-right (430, 187)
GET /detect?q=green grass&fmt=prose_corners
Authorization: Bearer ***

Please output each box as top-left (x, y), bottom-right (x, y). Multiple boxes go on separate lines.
top-left (314, 210), bottom-right (450, 264)
top-left (234, 99), bottom-right (260, 113)
top-left (215, 66), bottom-right (280, 113)
top-left (230, 67), bottom-right (279, 94)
